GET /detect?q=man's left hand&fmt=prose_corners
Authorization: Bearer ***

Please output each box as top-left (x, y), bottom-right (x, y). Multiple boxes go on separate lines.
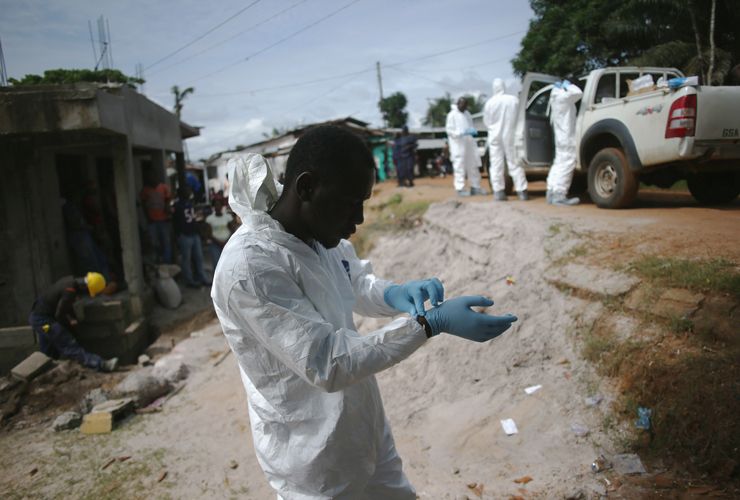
top-left (384, 278), bottom-right (445, 317)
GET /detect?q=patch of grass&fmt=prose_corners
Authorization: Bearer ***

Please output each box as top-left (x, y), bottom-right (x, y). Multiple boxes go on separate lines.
top-left (351, 195), bottom-right (430, 258)
top-left (630, 256), bottom-right (740, 298)
top-left (548, 223), bottom-right (562, 235)
top-left (669, 315), bottom-right (693, 334)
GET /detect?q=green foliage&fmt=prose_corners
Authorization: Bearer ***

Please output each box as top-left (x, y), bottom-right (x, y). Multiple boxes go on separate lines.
top-left (172, 85), bottom-right (195, 118)
top-left (378, 92), bottom-right (408, 128)
top-left (8, 68), bottom-right (144, 88)
top-left (512, 0), bottom-right (740, 84)
top-left (423, 93), bottom-right (486, 127)
top-left (423, 93), bottom-right (452, 127)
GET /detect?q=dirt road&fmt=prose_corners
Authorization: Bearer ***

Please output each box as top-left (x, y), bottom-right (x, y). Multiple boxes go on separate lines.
top-left (1, 177), bottom-right (737, 499)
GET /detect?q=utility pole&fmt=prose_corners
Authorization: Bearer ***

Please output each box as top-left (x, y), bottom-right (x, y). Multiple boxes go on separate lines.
top-left (376, 61), bottom-right (386, 127)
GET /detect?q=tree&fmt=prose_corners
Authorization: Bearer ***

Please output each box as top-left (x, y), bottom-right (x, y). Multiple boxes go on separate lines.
top-left (172, 85), bottom-right (195, 118)
top-left (8, 68), bottom-right (143, 87)
top-left (378, 92), bottom-right (408, 128)
top-left (512, 0), bottom-right (739, 85)
top-left (423, 93), bottom-right (486, 127)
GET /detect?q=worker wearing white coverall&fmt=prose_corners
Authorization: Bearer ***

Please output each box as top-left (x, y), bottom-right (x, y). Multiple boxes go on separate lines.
top-left (483, 78), bottom-right (529, 201)
top-left (445, 97), bottom-right (484, 195)
top-left (211, 126), bottom-right (517, 499)
top-left (546, 80), bottom-right (583, 205)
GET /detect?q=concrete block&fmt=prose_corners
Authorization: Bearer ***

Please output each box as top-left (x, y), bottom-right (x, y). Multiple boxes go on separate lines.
top-left (0, 326), bottom-right (36, 349)
top-left (82, 300), bottom-right (124, 322)
top-left (80, 412), bottom-right (113, 434)
top-left (75, 320), bottom-right (126, 340)
top-left (11, 351), bottom-right (52, 381)
top-left (551, 264), bottom-right (640, 297)
top-left (90, 397), bottom-right (134, 416)
top-left (80, 398), bottom-right (134, 434)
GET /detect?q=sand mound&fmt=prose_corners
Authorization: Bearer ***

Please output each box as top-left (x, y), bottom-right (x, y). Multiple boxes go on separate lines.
top-left (356, 200), bottom-right (616, 498)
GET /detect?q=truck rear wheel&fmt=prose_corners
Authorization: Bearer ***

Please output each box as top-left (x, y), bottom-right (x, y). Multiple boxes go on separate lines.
top-left (587, 148), bottom-right (638, 209)
top-left (687, 171), bottom-right (740, 205)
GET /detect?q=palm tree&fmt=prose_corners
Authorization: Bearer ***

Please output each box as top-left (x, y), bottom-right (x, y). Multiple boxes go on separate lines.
top-left (172, 85), bottom-right (194, 118)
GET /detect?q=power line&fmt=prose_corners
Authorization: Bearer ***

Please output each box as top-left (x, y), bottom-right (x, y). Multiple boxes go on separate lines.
top-left (385, 29), bottom-right (525, 69)
top-left (386, 65), bottom-right (470, 92)
top-left (144, 0), bottom-right (262, 71)
top-left (147, 0), bottom-right (309, 78)
top-left (187, 0), bottom-right (362, 84)
top-left (176, 29), bottom-right (521, 97)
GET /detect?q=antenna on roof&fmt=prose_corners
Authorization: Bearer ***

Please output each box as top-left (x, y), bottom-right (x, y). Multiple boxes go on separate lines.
top-left (93, 15), bottom-right (113, 71)
top-left (135, 62), bottom-right (145, 94)
top-left (88, 20), bottom-right (98, 67)
top-left (0, 37), bottom-right (8, 86)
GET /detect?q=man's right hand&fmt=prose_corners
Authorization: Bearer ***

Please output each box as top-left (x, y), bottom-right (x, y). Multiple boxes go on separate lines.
top-left (424, 296), bottom-right (517, 342)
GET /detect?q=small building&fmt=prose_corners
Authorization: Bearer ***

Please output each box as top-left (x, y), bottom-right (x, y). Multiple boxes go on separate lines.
top-left (0, 83), bottom-right (199, 372)
top-left (207, 117), bottom-right (384, 189)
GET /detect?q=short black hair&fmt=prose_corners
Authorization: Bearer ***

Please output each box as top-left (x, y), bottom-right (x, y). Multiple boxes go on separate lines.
top-left (285, 125), bottom-right (374, 186)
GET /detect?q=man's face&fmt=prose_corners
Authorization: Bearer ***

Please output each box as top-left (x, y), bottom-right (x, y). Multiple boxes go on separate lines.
top-left (457, 98), bottom-right (468, 112)
top-left (304, 165), bottom-right (374, 249)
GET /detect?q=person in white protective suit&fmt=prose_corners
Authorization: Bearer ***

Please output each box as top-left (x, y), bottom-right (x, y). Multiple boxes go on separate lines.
top-left (546, 80), bottom-right (583, 206)
top-left (445, 97), bottom-right (485, 196)
top-left (211, 126), bottom-right (517, 499)
top-left (483, 78), bottom-right (529, 201)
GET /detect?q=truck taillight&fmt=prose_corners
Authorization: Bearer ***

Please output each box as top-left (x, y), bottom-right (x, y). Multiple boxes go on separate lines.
top-left (665, 94), bottom-right (697, 138)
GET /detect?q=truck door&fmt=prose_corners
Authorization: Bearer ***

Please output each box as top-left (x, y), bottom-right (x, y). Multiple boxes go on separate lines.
top-left (518, 73), bottom-right (559, 166)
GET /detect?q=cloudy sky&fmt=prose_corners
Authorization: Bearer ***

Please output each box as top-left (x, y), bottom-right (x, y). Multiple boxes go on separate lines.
top-left (0, 0), bottom-right (533, 160)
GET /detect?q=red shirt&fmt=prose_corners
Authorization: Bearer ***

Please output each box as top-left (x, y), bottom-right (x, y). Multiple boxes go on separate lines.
top-left (141, 183), bottom-right (171, 222)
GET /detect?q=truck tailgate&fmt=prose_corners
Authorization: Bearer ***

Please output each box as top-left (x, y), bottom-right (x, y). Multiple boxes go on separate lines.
top-left (695, 86), bottom-right (740, 141)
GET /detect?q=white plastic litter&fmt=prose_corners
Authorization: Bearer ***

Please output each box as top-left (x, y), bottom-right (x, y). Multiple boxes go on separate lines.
top-left (571, 423), bottom-right (590, 437)
top-left (524, 384), bottom-right (542, 395)
top-left (500, 418), bottom-right (519, 435)
top-left (629, 74), bottom-right (654, 93)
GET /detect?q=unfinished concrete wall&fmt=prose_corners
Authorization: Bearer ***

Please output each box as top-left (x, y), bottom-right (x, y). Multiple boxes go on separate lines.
top-left (0, 137), bottom-right (68, 328)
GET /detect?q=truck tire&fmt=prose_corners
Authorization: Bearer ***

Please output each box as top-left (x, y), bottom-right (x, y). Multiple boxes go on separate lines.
top-left (587, 147), bottom-right (638, 209)
top-left (687, 171), bottom-right (740, 205)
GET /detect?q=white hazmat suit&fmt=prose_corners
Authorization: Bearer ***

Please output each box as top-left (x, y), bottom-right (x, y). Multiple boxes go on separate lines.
top-left (483, 78), bottom-right (528, 196)
top-left (546, 83), bottom-right (583, 196)
top-left (445, 104), bottom-right (482, 192)
top-left (211, 154), bottom-right (426, 500)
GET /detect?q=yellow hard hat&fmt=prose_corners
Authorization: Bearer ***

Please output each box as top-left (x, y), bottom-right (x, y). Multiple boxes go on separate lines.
top-left (85, 272), bottom-right (106, 297)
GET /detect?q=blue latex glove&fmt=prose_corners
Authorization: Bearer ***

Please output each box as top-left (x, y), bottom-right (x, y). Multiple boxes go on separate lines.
top-left (465, 127), bottom-right (478, 137)
top-left (562, 79), bottom-right (572, 89)
top-left (384, 278), bottom-right (444, 317)
top-left (424, 296), bottom-right (517, 342)
top-left (553, 81), bottom-right (564, 89)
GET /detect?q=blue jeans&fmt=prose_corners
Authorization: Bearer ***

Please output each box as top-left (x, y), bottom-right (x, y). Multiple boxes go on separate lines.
top-left (207, 242), bottom-right (222, 270)
top-left (178, 234), bottom-right (208, 286)
top-left (28, 312), bottom-right (102, 370)
top-left (148, 220), bottom-right (172, 264)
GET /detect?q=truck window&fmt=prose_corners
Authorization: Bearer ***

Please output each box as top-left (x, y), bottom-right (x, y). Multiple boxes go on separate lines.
top-left (594, 73), bottom-right (616, 104)
top-left (527, 88), bottom-right (552, 117)
top-left (619, 72), bottom-right (640, 98)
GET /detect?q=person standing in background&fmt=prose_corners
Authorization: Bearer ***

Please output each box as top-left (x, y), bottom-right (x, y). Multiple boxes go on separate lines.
top-left (173, 186), bottom-right (210, 288)
top-left (445, 97), bottom-right (485, 196)
top-left (546, 80), bottom-right (583, 206)
top-left (205, 199), bottom-right (234, 270)
top-left (483, 78), bottom-right (529, 201)
top-left (140, 171), bottom-right (173, 263)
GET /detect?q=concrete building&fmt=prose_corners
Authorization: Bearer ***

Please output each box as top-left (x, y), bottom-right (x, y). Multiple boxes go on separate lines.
top-left (0, 83), bottom-right (199, 373)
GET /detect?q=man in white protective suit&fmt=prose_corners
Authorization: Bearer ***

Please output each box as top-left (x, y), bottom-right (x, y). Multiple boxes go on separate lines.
top-left (483, 78), bottom-right (529, 201)
top-left (211, 126), bottom-right (517, 499)
top-left (445, 97), bottom-right (485, 196)
top-left (546, 80), bottom-right (583, 206)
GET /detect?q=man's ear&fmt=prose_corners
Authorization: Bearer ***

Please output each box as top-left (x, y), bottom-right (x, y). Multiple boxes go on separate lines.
top-left (295, 171), bottom-right (316, 202)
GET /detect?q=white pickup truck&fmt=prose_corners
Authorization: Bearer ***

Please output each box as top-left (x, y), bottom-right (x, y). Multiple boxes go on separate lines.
top-left (513, 67), bottom-right (740, 208)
